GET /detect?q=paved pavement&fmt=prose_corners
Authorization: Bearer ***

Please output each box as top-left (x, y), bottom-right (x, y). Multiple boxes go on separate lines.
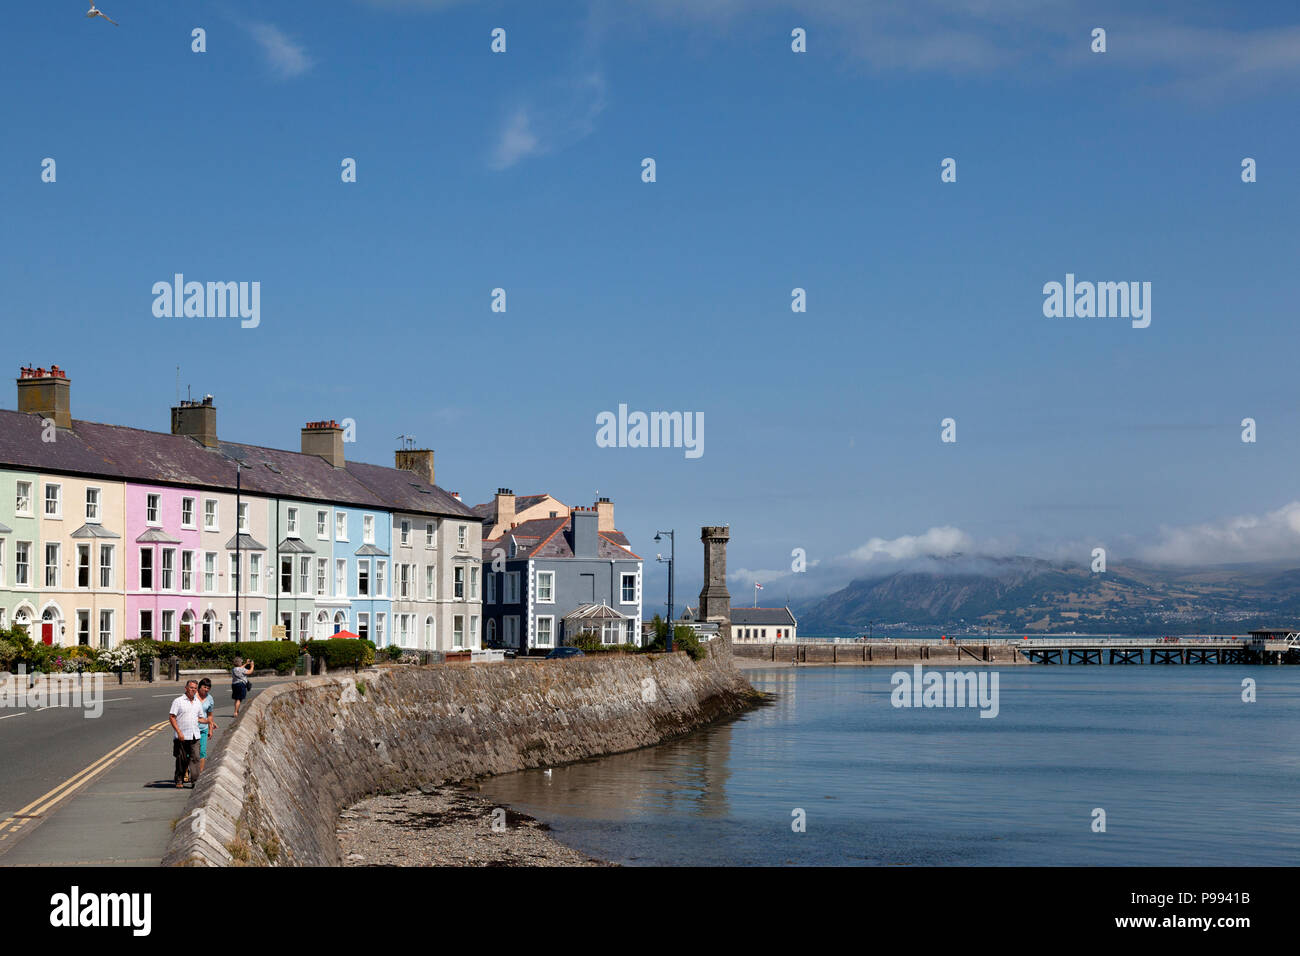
top-left (0, 673), bottom-right (299, 866)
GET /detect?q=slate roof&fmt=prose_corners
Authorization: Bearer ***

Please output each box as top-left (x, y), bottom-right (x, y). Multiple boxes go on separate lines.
top-left (71, 523), bottom-right (119, 539)
top-left (345, 460), bottom-right (475, 520)
top-left (0, 408), bottom-right (479, 520)
top-left (730, 607), bottom-right (797, 626)
top-left (225, 533), bottom-right (267, 551)
top-left (478, 516), bottom-right (638, 561)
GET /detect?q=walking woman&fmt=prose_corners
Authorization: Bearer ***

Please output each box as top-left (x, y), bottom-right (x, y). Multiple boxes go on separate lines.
top-left (197, 678), bottom-right (217, 774)
top-left (231, 656), bottom-right (255, 717)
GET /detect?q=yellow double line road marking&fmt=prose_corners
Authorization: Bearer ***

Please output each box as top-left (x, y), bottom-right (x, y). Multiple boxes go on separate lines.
top-left (0, 720), bottom-right (171, 845)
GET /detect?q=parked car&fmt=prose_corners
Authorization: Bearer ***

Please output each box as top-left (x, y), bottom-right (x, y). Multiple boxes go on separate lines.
top-left (545, 647), bottom-right (585, 659)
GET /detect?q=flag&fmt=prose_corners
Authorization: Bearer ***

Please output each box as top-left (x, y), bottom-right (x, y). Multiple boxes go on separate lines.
top-left (755, 583), bottom-right (763, 590)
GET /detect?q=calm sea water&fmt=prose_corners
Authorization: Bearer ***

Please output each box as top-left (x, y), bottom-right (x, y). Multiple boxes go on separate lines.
top-left (475, 666), bottom-right (1300, 865)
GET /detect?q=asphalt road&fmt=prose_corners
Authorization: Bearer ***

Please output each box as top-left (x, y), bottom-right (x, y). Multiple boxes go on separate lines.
top-left (0, 673), bottom-right (294, 866)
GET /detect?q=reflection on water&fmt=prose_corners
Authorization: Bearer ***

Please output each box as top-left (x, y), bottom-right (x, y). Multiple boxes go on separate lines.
top-left (474, 667), bottom-right (1300, 866)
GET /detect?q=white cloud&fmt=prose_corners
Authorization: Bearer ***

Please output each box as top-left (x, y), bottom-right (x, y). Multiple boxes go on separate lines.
top-left (630, 0), bottom-right (1300, 88)
top-left (489, 109), bottom-right (542, 170)
top-left (247, 22), bottom-right (314, 78)
top-left (1141, 501), bottom-right (1300, 566)
top-left (847, 525), bottom-right (974, 562)
top-left (488, 70), bottom-right (607, 170)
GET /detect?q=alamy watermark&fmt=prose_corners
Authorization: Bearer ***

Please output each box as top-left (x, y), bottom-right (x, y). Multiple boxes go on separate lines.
top-left (890, 664), bottom-right (999, 718)
top-left (1, 666), bottom-right (105, 718)
top-left (152, 274), bottom-right (260, 328)
top-left (1042, 273), bottom-right (1150, 329)
top-left (596, 404), bottom-right (703, 459)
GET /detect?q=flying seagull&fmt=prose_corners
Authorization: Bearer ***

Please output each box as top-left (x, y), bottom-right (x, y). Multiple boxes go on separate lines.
top-left (86, 3), bottom-right (118, 25)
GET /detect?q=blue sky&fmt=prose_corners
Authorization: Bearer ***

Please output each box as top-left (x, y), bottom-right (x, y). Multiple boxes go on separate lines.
top-left (3, 1), bottom-right (1300, 608)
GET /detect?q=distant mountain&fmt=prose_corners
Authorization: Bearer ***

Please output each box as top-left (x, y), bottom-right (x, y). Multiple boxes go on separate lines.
top-left (790, 556), bottom-right (1300, 635)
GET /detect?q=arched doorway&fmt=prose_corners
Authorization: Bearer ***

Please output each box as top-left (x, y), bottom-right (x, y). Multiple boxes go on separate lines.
top-left (13, 603), bottom-right (35, 638)
top-left (201, 610), bottom-right (216, 644)
top-left (424, 616), bottom-right (436, 650)
top-left (315, 610), bottom-right (330, 640)
top-left (181, 609), bottom-right (196, 643)
top-left (39, 604), bottom-right (63, 646)
top-left (333, 611), bottom-right (347, 635)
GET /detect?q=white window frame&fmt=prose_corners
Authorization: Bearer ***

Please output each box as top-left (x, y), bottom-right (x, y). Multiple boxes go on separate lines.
top-left (100, 544), bottom-right (115, 589)
top-left (76, 543), bottom-right (91, 589)
top-left (181, 497), bottom-right (196, 529)
top-left (44, 483), bottom-right (62, 518)
top-left (85, 486), bottom-right (101, 523)
top-left (453, 614), bottom-right (465, 648)
top-left (458, 525), bottom-right (467, 551)
top-left (249, 610), bottom-right (262, 642)
top-left (358, 559), bottom-right (370, 597)
top-left (364, 514), bottom-right (375, 544)
top-left (181, 550), bottom-right (193, 592)
top-left (536, 615), bottom-right (555, 648)
top-left (203, 499), bottom-right (218, 531)
top-left (15, 541), bottom-right (32, 587)
top-left (504, 571), bottom-right (520, 604)
top-left (621, 572), bottom-right (638, 605)
top-left (161, 548), bottom-right (176, 591)
top-left (98, 609), bottom-right (113, 649)
top-left (400, 519), bottom-right (411, 546)
top-left (454, 565), bottom-right (465, 600)
top-left (375, 560), bottom-right (387, 598)
top-left (336, 512), bottom-right (348, 541)
top-left (139, 547), bottom-right (153, 591)
top-left (204, 552), bottom-right (217, 592)
top-left (317, 510), bottom-right (329, 539)
top-left (15, 481), bottom-right (33, 517)
top-left (536, 571), bottom-right (555, 603)
top-left (425, 523), bottom-right (435, 548)
top-left (287, 507), bottom-right (299, 537)
top-left (145, 493), bottom-right (161, 526)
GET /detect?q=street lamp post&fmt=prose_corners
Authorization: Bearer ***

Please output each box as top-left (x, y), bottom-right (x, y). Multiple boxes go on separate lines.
top-left (235, 462), bottom-right (241, 644)
top-left (654, 530), bottom-right (674, 653)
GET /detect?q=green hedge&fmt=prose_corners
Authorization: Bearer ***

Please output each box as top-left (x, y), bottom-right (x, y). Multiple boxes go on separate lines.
top-left (305, 639), bottom-right (375, 669)
top-left (123, 638), bottom-right (303, 674)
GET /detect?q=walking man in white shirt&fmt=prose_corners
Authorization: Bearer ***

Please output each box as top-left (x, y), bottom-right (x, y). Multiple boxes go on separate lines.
top-left (169, 680), bottom-right (205, 789)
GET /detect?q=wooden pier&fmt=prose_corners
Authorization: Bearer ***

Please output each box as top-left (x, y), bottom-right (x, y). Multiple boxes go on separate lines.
top-left (1015, 631), bottom-right (1299, 665)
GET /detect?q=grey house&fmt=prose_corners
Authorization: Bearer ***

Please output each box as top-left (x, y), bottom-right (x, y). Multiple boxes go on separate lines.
top-left (481, 506), bottom-right (642, 655)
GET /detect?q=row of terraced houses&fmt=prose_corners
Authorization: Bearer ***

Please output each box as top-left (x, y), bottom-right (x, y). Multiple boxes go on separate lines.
top-left (0, 367), bottom-right (487, 650)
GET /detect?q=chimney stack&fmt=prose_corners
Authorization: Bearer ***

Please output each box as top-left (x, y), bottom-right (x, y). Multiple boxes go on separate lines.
top-left (395, 447), bottom-right (435, 485)
top-left (571, 506), bottom-right (598, 558)
top-left (301, 420), bottom-right (345, 469)
top-left (171, 394), bottom-right (218, 448)
top-left (495, 488), bottom-right (516, 533)
top-left (595, 496), bottom-right (615, 532)
top-left (17, 365), bottom-right (71, 429)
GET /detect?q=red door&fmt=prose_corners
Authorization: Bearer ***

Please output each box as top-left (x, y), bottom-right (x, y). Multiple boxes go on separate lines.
top-left (41, 622), bottom-right (54, 645)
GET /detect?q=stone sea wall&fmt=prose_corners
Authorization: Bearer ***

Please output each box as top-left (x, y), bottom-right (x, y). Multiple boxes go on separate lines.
top-left (162, 649), bottom-right (758, 867)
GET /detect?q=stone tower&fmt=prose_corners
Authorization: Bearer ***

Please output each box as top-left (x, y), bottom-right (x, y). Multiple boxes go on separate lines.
top-left (699, 526), bottom-right (732, 643)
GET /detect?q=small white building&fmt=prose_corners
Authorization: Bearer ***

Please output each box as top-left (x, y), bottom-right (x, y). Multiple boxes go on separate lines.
top-left (729, 607), bottom-right (798, 643)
